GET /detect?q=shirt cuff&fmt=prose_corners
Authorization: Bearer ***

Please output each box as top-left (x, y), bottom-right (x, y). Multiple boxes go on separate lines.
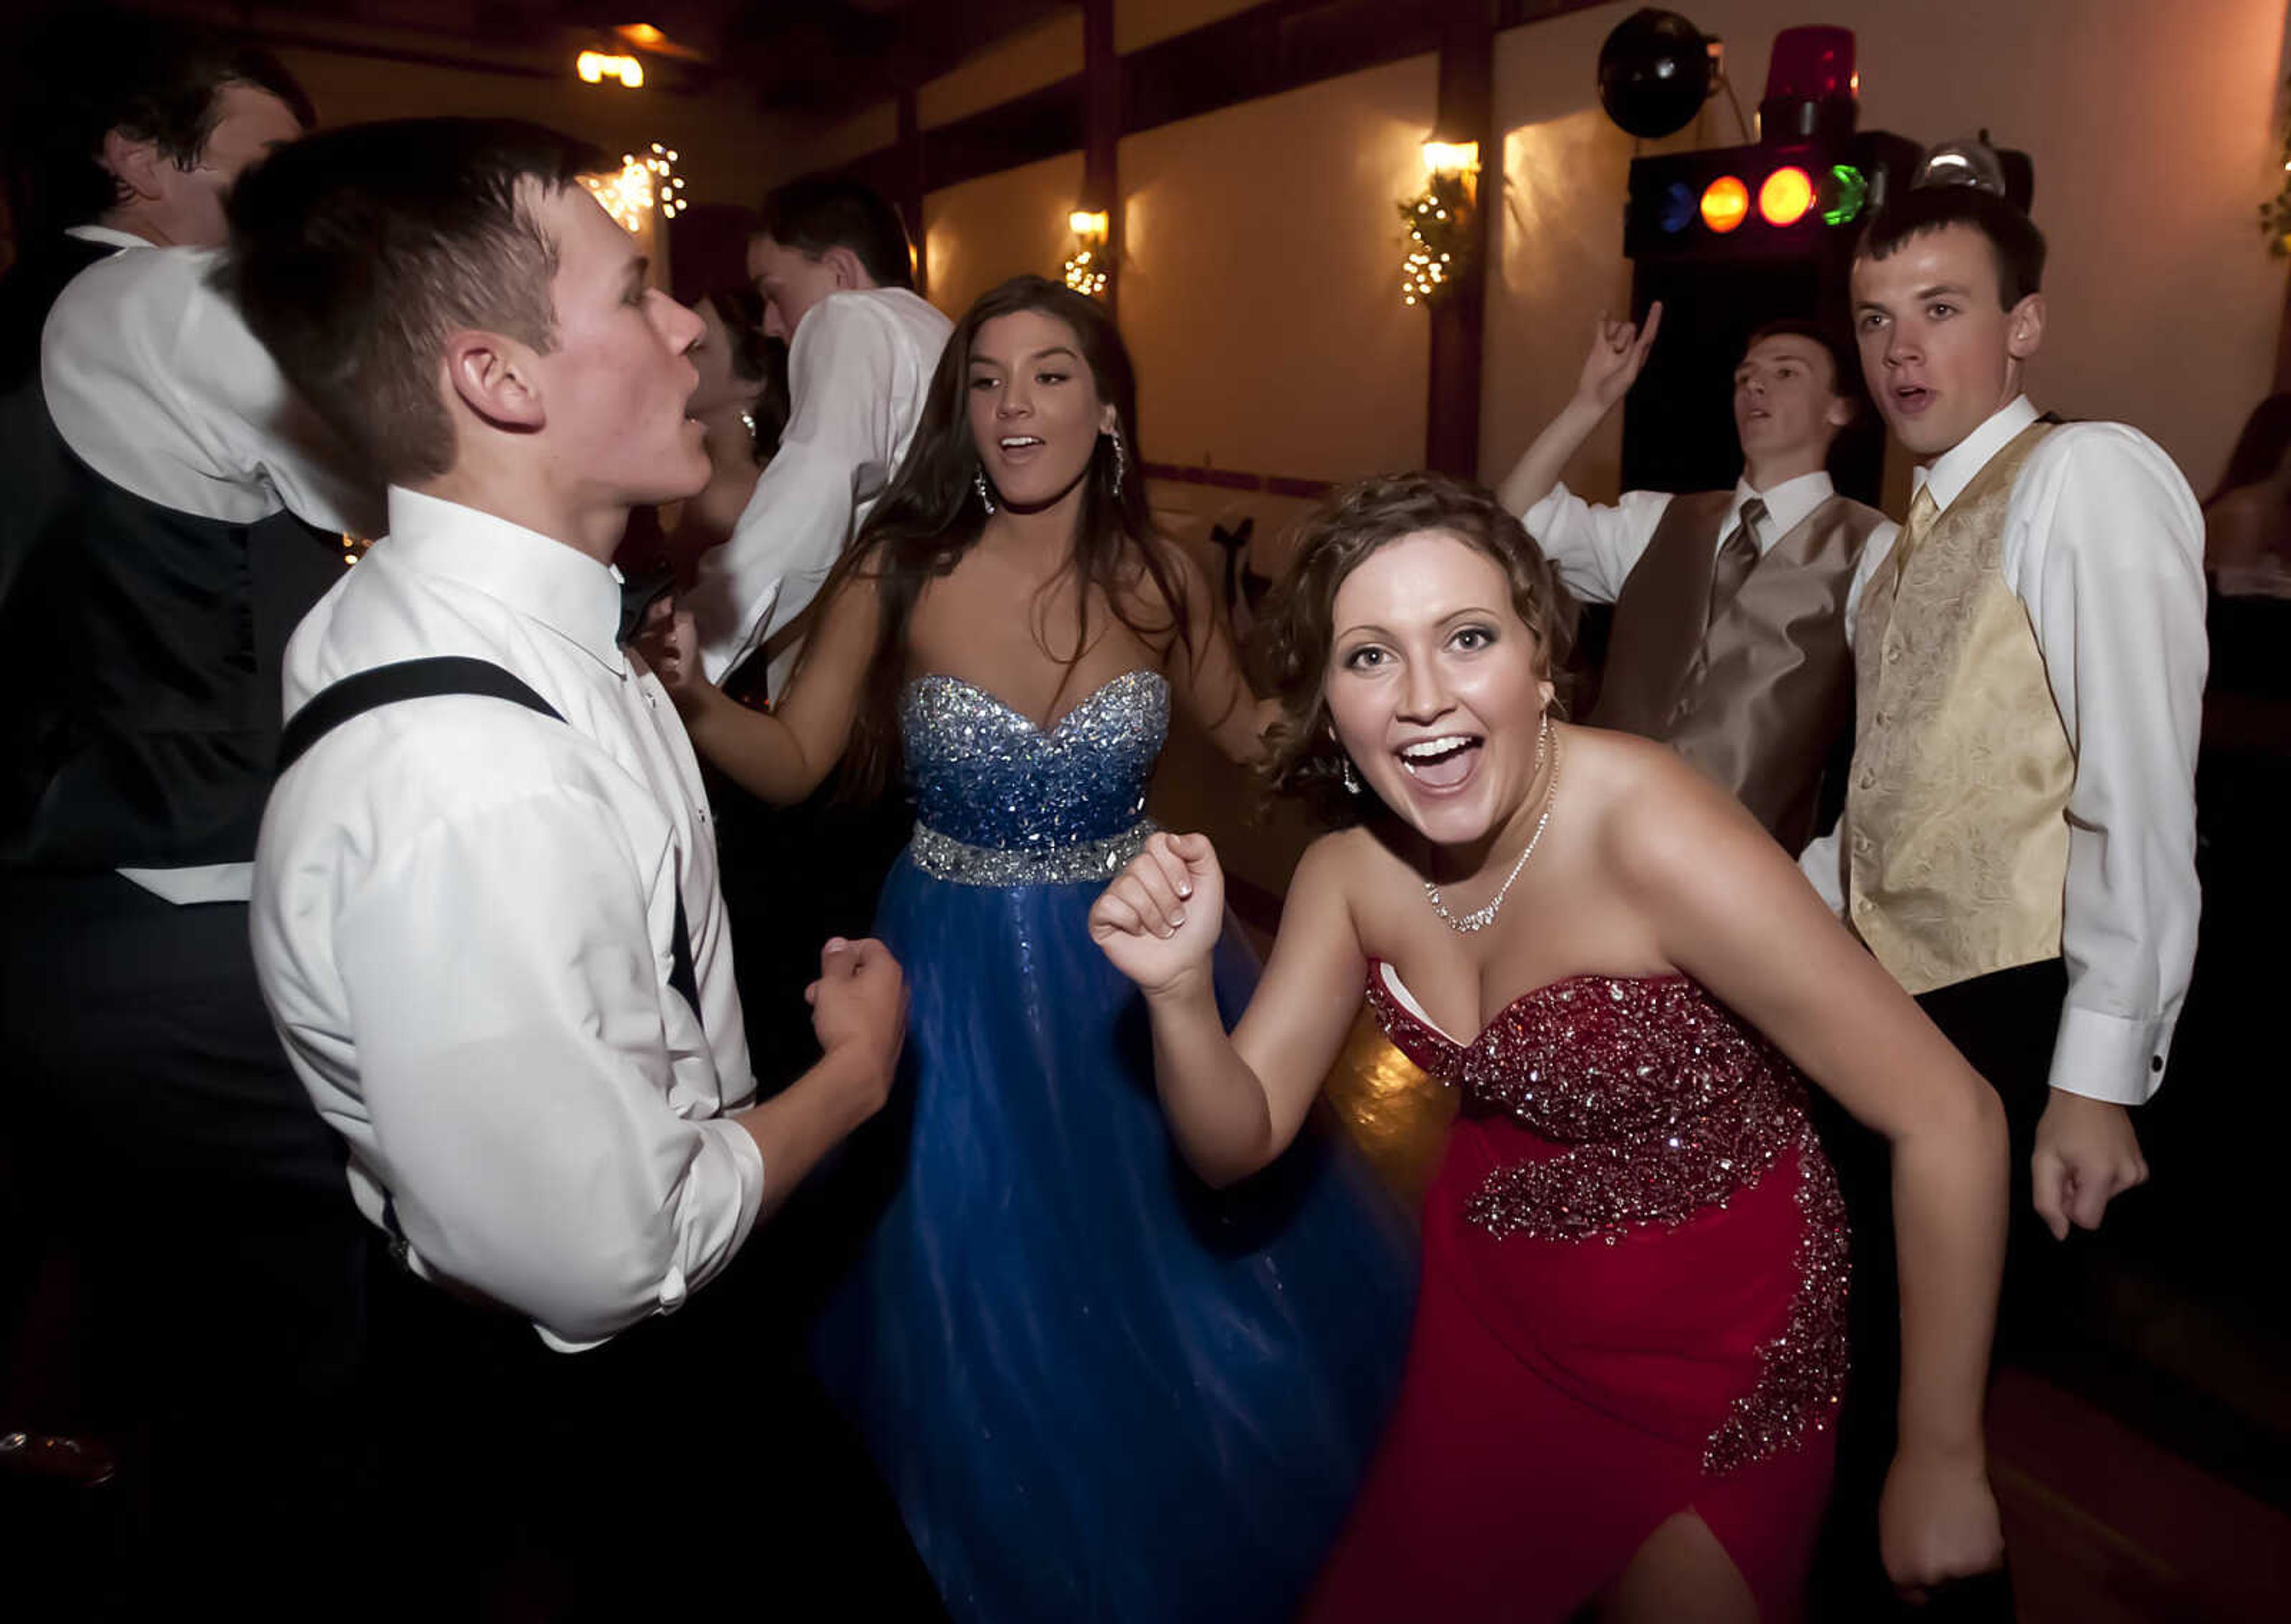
top-left (699, 575), bottom-right (782, 686)
top-left (1797, 830), bottom-right (1846, 916)
top-left (703, 1114), bottom-right (770, 1259)
top-left (2047, 1004), bottom-right (2175, 1106)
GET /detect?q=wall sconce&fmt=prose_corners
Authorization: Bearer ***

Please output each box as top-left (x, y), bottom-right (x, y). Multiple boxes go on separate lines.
top-left (577, 50), bottom-right (645, 88)
top-left (1064, 208), bottom-right (1110, 298)
top-left (1400, 140), bottom-right (1480, 307)
top-left (1421, 141), bottom-right (1481, 192)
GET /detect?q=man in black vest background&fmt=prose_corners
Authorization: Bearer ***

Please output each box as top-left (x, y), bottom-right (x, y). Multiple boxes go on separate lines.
top-left (1499, 310), bottom-right (1897, 855)
top-left (0, 10), bottom-right (381, 1614)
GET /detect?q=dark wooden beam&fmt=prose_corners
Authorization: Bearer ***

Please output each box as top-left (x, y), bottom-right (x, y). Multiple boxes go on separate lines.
top-left (896, 88), bottom-right (928, 299)
top-left (1083, 0), bottom-right (1120, 317)
top-left (1425, 0), bottom-right (1496, 478)
top-left (919, 76), bottom-right (1086, 194)
top-left (845, 0), bottom-right (1612, 216)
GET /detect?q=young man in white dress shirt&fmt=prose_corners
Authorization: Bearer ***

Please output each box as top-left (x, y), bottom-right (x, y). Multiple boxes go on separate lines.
top-left (1802, 184), bottom-right (2203, 1617)
top-left (227, 119), bottom-right (940, 1615)
top-left (689, 175), bottom-right (952, 690)
top-left (0, 17), bottom-right (376, 1614)
top-left (1501, 314), bottom-right (1897, 854)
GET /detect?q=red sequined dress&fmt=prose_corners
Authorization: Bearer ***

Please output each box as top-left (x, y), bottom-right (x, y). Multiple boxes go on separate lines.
top-left (1307, 965), bottom-right (1851, 1622)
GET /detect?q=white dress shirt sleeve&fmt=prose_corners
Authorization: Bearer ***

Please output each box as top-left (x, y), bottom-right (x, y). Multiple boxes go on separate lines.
top-left (335, 785), bottom-right (765, 1347)
top-left (1520, 483), bottom-right (1676, 606)
top-left (41, 245), bottom-right (383, 537)
top-left (2011, 426), bottom-right (2206, 1106)
top-left (1797, 823), bottom-right (1847, 916)
top-left (690, 298), bottom-right (907, 681)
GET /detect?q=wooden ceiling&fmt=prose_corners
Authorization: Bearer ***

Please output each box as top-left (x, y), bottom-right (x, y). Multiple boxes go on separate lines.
top-left (143, 0), bottom-right (1073, 112)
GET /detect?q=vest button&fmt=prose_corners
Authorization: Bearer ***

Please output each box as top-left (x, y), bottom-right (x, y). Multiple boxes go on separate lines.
top-left (1858, 770), bottom-right (1876, 789)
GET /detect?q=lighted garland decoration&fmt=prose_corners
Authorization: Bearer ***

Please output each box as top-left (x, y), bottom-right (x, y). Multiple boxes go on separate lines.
top-left (1064, 246), bottom-right (1109, 298)
top-left (2264, 75), bottom-right (2291, 257)
top-left (1400, 169), bottom-right (1474, 306)
top-left (582, 142), bottom-right (686, 235)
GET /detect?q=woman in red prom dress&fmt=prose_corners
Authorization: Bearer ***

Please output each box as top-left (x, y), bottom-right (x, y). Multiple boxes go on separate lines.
top-left (1092, 474), bottom-right (2010, 1620)
top-left (1308, 966), bottom-right (1848, 1619)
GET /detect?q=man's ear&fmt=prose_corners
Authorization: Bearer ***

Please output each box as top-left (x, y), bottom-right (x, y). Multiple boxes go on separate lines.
top-left (99, 129), bottom-right (168, 204)
top-left (822, 243), bottom-right (869, 292)
top-left (440, 329), bottom-right (546, 434)
top-left (2006, 291), bottom-right (2046, 363)
top-left (1824, 391), bottom-right (1858, 431)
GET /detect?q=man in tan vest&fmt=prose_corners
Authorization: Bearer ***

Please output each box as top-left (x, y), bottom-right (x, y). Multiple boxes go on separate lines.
top-left (1802, 183), bottom-right (2203, 1617)
top-left (1502, 313), bottom-right (1895, 854)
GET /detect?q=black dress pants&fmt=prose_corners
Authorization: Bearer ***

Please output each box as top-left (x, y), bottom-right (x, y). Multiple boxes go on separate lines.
top-left (0, 871), bottom-right (372, 1620)
top-left (1806, 957), bottom-right (2064, 1621)
top-left (359, 1237), bottom-right (949, 1620)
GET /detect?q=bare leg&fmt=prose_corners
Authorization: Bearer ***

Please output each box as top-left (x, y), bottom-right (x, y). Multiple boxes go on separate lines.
top-left (1600, 1510), bottom-right (1762, 1624)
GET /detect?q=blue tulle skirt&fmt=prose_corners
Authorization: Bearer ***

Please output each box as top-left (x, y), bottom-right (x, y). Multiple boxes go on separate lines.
top-left (813, 851), bottom-right (1418, 1624)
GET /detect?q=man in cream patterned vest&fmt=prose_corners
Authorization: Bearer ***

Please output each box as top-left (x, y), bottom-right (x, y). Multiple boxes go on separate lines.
top-left (1802, 183), bottom-right (2203, 1617)
top-left (1502, 313), bottom-right (1895, 854)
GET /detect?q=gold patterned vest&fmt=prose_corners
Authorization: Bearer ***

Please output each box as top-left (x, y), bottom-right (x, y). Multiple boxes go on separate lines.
top-left (1591, 489), bottom-right (1887, 854)
top-left (1843, 421), bottom-right (2068, 995)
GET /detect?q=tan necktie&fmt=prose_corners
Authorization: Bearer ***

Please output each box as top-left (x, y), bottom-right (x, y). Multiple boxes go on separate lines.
top-left (1892, 484), bottom-right (1941, 583)
top-left (1705, 497), bottom-right (1766, 629)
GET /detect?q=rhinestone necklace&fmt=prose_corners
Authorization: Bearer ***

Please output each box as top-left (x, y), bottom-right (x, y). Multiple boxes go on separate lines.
top-left (1423, 714), bottom-right (1558, 935)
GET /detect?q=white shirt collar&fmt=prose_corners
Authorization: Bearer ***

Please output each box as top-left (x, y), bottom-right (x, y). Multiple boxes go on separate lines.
top-left (382, 487), bottom-right (628, 675)
top-left (1916, 395), bottom-right (2040, 514)
top-left (65, 223), bottom-right (157, 253)
top-left (1724, 468), bottom-right (1835, 555)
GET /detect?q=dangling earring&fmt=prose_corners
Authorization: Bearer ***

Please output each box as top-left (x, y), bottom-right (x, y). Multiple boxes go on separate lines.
top-left (973, 469), bottom-right (996, 514)
top-left (1108, 426), bottom-right (1127, 499)
top-left (1341, 757), bottom-right (1363, 795)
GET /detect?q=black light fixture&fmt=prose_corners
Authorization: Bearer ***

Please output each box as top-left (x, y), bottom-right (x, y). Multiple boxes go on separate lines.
top-left (1597, 9), bottom-right (1715, 140)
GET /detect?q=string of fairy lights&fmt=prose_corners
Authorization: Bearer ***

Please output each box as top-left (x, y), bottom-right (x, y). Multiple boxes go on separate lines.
top-left (582, 143), bottom-right (685, 234)
top-left (1064, 209), bottom-right (1110, 298)
top-left (1401, 143), bottom-right (1479, 307)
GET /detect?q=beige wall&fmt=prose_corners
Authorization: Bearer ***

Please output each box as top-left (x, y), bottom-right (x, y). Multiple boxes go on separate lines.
top-left (1120, 54), bottom-right (1438, 484)
top-left (923, 151), bottom-right (1089, 320)
top-left (1483, 0), bottom-right (2291, 499)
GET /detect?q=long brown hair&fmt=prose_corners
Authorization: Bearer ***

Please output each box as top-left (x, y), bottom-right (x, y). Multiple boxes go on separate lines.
top-left (821, 274), bottom-right (1191, 798)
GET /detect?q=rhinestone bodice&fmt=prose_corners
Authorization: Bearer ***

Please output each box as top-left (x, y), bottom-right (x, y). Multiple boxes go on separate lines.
top-left (1370, 971), bottom-right (1805, 1153)
top-left (899, 671), bottom-right (1165, 883)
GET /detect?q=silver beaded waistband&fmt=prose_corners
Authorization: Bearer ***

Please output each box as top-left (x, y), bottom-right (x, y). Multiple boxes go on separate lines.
top-left (909, 818), bottom-right (1156, 887)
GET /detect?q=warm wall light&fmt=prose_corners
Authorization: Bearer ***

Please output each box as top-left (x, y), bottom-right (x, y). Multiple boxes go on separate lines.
top-left (576, 50), bottom-right (644, 88)
top-left (1400, 141), bottom-right (1479, 307)
top-left (1421, 141), bottom-right (1480, 178)
top-left (1064, 207), bottom-right (1110, 297)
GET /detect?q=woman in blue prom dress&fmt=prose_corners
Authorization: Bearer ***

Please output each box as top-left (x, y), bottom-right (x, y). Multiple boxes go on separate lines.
top-left (647, 276), bottom-right (1414, 1623)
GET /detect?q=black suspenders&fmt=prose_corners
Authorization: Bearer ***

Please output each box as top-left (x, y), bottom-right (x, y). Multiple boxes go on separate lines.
top-left (277, 655), bottom-right (714, 1270)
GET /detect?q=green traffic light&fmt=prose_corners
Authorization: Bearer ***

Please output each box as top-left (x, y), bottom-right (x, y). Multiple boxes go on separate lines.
top-left (1824, 163), bottom-right (1869, 226)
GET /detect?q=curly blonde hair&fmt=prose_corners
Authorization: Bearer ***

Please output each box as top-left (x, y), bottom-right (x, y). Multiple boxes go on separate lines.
top-left (1252, 471), bottom-right (1574, 822)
